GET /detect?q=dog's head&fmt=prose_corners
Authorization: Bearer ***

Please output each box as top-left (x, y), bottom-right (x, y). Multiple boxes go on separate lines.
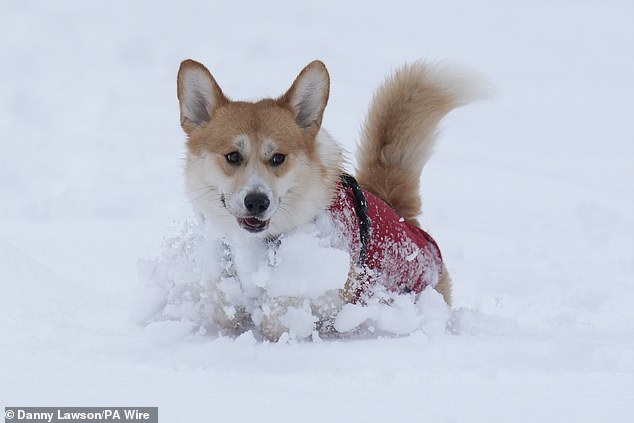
top-left (177, 60), bottom-right (343, 237)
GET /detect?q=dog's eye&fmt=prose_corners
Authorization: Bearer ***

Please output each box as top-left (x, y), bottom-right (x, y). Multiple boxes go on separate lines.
top-left (225, 151), bottom-right (242, 165)
top-left (270, 153), bottom-right (286, 167)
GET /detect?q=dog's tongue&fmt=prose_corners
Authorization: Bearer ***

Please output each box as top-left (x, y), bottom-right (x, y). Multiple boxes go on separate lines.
top-left (239, 216), bottom-right (269, 233)
top-left (244, 217), bottom-right (265, 229)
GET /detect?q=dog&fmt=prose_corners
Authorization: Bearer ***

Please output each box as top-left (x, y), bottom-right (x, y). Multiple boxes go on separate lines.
top-left (176, 59), bottom-right (474, 339)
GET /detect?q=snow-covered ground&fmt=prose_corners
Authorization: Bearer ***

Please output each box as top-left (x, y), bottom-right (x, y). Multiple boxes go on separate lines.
top-left (1, 1), bottom-right (633, 421)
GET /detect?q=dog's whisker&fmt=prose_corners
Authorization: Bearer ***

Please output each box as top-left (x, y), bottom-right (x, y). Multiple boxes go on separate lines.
top-left (186, 156), bottom-right (205, 165)
top-left (186, 185), bottom-right (216, 194)
top-left (276, 204), bottom-right (294, 221)
top-left (190, 189), bottom-right (215, 203)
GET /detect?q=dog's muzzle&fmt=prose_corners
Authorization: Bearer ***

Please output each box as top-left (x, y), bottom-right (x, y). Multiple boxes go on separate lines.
top-left (239, 192), bottom-right (271, 233)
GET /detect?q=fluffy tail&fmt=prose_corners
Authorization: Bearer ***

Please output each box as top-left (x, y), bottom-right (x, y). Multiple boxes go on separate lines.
top-left (356, 61), bottom-right (482, 224)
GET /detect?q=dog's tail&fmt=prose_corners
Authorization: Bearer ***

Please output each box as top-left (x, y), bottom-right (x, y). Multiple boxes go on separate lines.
top-left (356, 61), bottom-right (482, 225)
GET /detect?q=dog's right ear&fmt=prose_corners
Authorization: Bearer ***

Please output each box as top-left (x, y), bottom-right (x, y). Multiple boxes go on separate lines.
top-left (280, 60), bottom-right (330, 131)
top-left (177, 59), bottom-right (228, 135)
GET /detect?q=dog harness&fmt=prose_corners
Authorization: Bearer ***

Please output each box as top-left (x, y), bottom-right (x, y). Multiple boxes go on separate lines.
top-left (330, 175), bottom-right (443, 302)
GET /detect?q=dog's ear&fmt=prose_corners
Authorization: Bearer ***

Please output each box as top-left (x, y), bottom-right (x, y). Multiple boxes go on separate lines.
top-left (280, 60), bottom-right (330, 130)
top-left (177, 59), bottom-right (228, 135)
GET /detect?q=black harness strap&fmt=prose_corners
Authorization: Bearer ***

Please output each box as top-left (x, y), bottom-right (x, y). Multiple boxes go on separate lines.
top-left (339, 174), bottom-right (372, 267)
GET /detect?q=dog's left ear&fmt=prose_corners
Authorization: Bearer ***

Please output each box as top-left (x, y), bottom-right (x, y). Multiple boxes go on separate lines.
top-left (280, 60), bottom-right (330, 130)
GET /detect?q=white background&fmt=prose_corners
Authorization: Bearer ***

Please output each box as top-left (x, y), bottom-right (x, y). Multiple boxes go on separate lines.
top-left (1, 1), bottom-right (633, 421)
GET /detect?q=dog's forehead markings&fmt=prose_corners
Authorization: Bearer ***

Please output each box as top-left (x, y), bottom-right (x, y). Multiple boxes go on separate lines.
top-left (233, 134), bottom-right (250, 151)
top-left (262, 139), bottom-right (277, 156)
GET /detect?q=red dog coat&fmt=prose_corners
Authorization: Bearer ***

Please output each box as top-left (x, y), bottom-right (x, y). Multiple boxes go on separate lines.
top-left (329, 177), bottom-right (443, 301)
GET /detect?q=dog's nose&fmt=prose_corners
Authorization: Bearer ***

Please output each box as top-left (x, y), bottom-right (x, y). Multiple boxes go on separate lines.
top-left (244, 193), bottom-right (270, 215)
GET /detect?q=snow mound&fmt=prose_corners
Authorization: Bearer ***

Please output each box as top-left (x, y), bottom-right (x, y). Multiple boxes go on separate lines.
top-left (137, 216), bottom-right (451, 342)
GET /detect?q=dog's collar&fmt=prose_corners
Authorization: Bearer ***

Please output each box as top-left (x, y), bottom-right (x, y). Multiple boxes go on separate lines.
top-left (219, 235), bottom-right (282, 290)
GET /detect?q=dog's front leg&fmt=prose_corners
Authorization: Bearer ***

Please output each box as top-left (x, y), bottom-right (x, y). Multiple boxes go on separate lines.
top-left (210, 276), bottom-right (252, 333)
top-left (257, 296), bottom-right (316, 342)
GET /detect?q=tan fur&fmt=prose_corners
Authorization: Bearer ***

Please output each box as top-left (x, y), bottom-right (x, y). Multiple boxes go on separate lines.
top-left (356, 62), bottom-right (475, 224)
top-left (187, 102), bottom-right (319, 177)
top-left (435, 263), bottom-right (452, 305)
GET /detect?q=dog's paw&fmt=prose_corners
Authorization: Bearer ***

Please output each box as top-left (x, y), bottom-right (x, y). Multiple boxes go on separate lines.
top-left (257, 297), bottom-right (317, 342)
top-left (213, 304), bottom-right (251, 332)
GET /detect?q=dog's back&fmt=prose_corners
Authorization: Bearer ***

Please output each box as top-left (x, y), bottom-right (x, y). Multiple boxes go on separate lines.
top-left (356, 62), bottom-right (479, 226)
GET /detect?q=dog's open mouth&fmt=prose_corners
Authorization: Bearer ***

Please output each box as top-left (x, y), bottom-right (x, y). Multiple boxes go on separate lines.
top-left (238, 217), bottom-right (270, 233)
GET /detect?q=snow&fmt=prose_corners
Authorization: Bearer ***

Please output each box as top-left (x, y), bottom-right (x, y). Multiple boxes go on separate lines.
top-left (1, 1), bottom-right (634, 421)
top-left (137, 215), bottom-right (351, 340)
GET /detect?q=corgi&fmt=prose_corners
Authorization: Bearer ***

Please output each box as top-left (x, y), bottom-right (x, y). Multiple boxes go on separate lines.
top-left (177, 59), bottom-right (474, 339)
